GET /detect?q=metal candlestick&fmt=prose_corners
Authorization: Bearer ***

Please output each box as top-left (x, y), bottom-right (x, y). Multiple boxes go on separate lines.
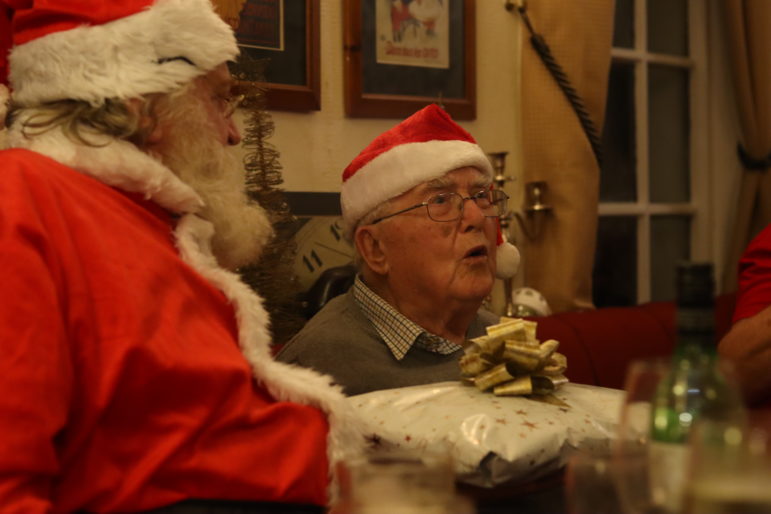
top-left (487, 151), bottom-right (516, 317)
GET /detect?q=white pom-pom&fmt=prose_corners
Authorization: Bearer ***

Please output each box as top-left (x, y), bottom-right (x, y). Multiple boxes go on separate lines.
top-left (0, 84), bottom-right (9, 128)
top-left (495, 241), bottom-right (520, 279)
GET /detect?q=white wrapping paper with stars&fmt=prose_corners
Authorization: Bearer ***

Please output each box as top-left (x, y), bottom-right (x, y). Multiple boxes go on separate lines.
top-left (348, 381), bottom-right (624, 487)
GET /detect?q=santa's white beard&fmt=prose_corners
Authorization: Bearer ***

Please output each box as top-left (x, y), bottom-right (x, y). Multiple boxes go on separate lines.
top-left (150, 98), bottom-right (273, 270)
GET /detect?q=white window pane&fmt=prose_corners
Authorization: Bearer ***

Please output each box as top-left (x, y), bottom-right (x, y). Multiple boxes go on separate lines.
top-left (650, 215), bottom-right (691, 302)
top-left (601, 61), bottom-right (637, 202)
top-left (648, 65), bottom-right (690, 203)
top-left (647, 0), bottom-right (688, 56)
top-left (594, 216), bottom-right (638, 307)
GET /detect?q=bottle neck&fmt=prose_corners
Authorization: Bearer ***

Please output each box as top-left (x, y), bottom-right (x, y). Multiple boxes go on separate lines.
top-left (675, 304), bottom-right (716, 356)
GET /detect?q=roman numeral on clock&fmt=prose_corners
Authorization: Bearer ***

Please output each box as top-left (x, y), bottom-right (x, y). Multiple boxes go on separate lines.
top-left (302, 249), bottom-right (323, 273)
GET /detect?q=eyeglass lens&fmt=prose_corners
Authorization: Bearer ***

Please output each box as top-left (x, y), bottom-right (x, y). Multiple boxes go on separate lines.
top-left (427, 190), bottom-right (507, 221)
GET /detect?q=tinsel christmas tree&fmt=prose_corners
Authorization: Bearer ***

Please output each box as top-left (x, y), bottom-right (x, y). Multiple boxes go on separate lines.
top-left (230, 55), bottom-right (307, 345)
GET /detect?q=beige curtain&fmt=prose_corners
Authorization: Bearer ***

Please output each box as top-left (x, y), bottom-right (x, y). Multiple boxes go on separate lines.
top-left (516, 0), bottom-right (615, 312)
top-left (721, 0), bottom-right (771, 292)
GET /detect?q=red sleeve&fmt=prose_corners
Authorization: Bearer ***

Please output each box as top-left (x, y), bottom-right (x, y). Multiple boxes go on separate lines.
top-left (733, 224), bottom-right (771, 323)
top-left (0, 157), bottom-right (73, 512)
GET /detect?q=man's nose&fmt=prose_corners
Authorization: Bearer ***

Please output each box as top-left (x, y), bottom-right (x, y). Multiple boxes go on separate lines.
top-left (226, 117), bottom-right (242, 146)
top-left (460, 196), bottom-right (487, 229)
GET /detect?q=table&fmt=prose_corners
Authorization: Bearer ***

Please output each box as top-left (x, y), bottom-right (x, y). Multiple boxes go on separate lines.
top-left (458, 470), bottom-right (567, 514)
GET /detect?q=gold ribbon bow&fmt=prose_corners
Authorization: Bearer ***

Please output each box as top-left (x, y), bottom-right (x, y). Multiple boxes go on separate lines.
top-left (460, 317), bottom-right (568, 397)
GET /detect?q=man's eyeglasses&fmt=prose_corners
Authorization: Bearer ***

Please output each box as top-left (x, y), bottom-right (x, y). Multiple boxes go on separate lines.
top-left (214, 93), bottom-right (245, 118)
top-left (371, 189), bottom-right (509, 225)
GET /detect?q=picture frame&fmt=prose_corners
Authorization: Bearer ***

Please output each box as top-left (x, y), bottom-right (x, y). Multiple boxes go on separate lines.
top-left (227, 0), bottom-right (320, 111)
top-left (343, 0), bottom-right (476, 120)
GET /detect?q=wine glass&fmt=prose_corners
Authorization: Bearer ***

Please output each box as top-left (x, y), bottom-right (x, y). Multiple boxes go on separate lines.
top-left (332, 447), bottom-right (475, 514)
top-left (565, 447), bottom-right (624, 514)
top-left (612, 357), bottom-right (672, 514)
top-left (683, 419), bottom-right (771, 513)
top-left (616, 359), bottom-right (669, 448)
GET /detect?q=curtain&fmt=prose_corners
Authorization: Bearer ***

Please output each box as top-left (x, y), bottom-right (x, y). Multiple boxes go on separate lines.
top-left (721, 0), bottom-right (771, 292)
top-left (516, 0), bottom-right (615, 312)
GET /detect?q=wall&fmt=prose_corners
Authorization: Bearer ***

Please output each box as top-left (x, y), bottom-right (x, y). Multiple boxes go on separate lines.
top-left (251, 1), bottom-right (524, 194)
top-left (0, 1), bottom-right (740, 301)
top-left (241, 1), bottom-right (523, 313)
top-left (236, 0), bottom-right (742, 300)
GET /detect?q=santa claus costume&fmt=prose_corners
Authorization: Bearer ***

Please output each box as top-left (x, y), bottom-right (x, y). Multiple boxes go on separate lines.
top-left (0, 1), bottom-right (360, 511)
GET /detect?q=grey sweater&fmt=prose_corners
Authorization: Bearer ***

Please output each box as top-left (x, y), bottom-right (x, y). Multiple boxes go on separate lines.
top-left (276, 290), bottom-right (498, 395)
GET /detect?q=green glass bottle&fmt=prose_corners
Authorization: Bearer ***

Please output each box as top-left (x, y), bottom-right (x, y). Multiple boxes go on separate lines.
top-left (648, 262), bottom-right (745, 512)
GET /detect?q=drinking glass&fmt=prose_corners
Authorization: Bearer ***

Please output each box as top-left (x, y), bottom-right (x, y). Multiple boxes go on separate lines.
top-left (683, 420), bottom-right (771, 514)
top-left (613, 358), bottom-right (671, 514)
top-left (565, 447), bottom-right (624, 514)
top-left (616, 358), bottom-right (670, 451)
top-left (332, 448), bottom-right (475, 514)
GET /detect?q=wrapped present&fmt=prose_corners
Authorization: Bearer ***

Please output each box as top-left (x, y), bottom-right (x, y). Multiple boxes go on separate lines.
top-left (461, 317), bottom-right (568, 397)
top-left (348, 382), bottom-right (623, 487)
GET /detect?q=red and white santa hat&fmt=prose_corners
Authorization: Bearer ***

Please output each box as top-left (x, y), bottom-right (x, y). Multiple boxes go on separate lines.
top-left (341, 104), bottom-right (520, 279)
top-left (0, 0), bottom-right (237, 110)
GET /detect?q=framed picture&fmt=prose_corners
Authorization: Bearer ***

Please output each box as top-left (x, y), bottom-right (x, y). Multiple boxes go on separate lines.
top-left (223, 0), bottom-right (320, 111)
top-left (343, 0), bottom-right (476, 120)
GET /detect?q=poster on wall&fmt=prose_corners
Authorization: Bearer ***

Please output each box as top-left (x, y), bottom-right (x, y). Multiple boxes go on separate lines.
top-left (234, 0), bottom-right (284, 51)
top-left (213, 0), bottom-right (320, 111)
top-left (375, 0), bottom-right (450, 69)
top-left (344, 0), bottom-right (475, 120)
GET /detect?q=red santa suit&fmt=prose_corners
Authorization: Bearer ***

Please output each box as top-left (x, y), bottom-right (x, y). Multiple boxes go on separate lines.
top-left (733, 223), bottom-right (771, 323)
top-left (0, 121), bottom-right (360, 512)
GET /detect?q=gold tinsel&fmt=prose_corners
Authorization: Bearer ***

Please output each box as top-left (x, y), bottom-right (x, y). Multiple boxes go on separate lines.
top-left (230, 54), bottom-right (307, 345)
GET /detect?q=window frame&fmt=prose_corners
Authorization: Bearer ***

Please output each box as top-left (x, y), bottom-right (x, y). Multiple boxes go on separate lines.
top-left (598, 0), bottom-right (710, 304)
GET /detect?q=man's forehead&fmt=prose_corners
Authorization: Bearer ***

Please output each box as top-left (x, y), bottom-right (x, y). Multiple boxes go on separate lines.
top-left (202, 63), bottom-right (235, 90)
top-left (387, 167), bottom-right (489, 204)
top-left (423, 167), bottom-right (490, 189)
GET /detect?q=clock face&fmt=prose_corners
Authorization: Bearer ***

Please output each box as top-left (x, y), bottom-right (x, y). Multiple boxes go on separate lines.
top-left (292, 216), bottom-right (355, 292)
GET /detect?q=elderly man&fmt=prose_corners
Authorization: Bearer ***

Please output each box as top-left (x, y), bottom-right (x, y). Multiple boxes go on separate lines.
top-left (0, 1), bottom-right (357, 512)
top-left (278, 105), bottom-right (519, 395)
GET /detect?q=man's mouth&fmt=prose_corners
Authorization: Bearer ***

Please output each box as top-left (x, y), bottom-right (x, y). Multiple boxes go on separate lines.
top-left (464, 245), bottom-right (489, 259)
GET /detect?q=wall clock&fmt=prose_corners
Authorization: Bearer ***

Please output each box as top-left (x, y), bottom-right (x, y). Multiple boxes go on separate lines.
top-left (292, 216), bottom-right (355, 292)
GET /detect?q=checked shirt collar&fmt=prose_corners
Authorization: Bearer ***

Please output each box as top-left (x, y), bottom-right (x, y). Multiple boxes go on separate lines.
top-left (352, 275), bottom-right (463, 361)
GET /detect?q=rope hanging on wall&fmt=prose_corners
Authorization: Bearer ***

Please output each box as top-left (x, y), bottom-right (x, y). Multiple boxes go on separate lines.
top-left (510, 2), bottom-right (604, 168)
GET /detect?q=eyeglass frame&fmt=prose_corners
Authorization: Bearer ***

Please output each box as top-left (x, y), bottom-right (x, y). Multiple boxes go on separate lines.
top-left (213, 93), bottom-right (245, 118)
top-left (370, 188), bottom-right (510, 225)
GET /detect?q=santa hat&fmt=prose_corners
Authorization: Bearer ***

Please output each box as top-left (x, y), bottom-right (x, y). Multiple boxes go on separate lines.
top-left (1, 0), bottom-right (237, 108)
top-left (341, 104), bottom-right (520, 279)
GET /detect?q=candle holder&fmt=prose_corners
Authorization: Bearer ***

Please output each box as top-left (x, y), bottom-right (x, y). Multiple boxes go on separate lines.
top-left (487, 151), bottom-right (516, 316)
top-left (513, 180), bottom-right (553, 241)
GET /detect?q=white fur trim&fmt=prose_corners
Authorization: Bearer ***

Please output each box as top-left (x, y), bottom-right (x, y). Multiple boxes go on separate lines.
top-left (9, 0), bottom-right (238, 106)
top-left (5, 120), bottom-right (203, 213)
top-left (495, 241), bottom-right (520, 279)
top-left (341, 139), bottom-right (493, 238)
top-left (174, 214), bottom-right (366, 500)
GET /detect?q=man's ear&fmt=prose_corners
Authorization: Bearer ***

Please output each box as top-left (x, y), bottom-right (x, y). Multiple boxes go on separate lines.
top-left (126, 97), bottom-right (163, 145)
top-left (355, 225), bottom-right (389, 275)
